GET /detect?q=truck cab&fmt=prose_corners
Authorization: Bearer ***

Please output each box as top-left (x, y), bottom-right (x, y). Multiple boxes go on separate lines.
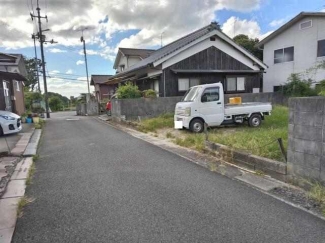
top-left (174, 83), bottom-right (272, 133)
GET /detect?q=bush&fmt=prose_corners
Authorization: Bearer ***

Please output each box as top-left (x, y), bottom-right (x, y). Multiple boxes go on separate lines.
top-left (25, 92), bottom-right (43, 110)
top-left (143, 89), bottom-right (157, 98)
top-left (316, 80), bottom-right (325, 96)
top-left (283, 73), bottom-right (317, 97)
top-left (116, 82), bottom-right (142, 99)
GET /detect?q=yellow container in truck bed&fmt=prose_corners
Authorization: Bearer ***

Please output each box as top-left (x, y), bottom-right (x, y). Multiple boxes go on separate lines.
top-left (229, 97), bottom-right (242, 105)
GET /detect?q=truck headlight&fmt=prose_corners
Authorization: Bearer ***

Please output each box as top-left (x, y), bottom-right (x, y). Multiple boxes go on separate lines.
top-left (185, 107), bottom-right (191, 116)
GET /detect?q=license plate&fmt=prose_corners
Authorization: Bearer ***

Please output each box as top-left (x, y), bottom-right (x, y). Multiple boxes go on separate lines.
top-left (174, 121), bottom-right (183, 129)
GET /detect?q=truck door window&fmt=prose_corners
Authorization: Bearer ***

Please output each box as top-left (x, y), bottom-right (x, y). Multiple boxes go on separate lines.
top-left (201, 87), bottom-right (220, 103)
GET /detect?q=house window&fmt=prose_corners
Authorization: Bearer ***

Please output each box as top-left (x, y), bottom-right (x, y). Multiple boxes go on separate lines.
top-left (15, 81), bottom-right (20, 91)
top-left (274, 47), bottom-right (294, 64)
top-left (178, 78), bottom-right (201, 92)
top-left (120, 65), bottom-right (125, 72)
top-left (226, 77), bottom-right (245, 92)
top-left (201, 87), bottom-right (220, 103)
top-left (300, 20), bottom-right (312, 30)
top-left (317, 39), bottom-right (325, 57)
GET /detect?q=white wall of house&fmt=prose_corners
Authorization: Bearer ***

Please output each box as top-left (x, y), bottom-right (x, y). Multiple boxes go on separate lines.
top-left (263, 16), bottom-right (325, 92)
top-left (116, 56), bottom-right (142, 72)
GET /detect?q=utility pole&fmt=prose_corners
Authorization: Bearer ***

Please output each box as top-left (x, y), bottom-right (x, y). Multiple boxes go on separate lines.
top-left (80, 35), bottom-right (90, 96)
top-left (30, 0), bottom-right (57, 118)
top-left (31, 34), bottom-right (41, 92)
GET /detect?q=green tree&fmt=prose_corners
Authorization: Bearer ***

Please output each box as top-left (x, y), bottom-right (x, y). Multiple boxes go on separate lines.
top-left (25, 91), bottom-right (43, 111)
top-left (24, 57), bottom-right (41, 91)
top-left (47, 92), bottom-right (69, 106)
top-left (116, 82), bottom-right (142, 99)
top-left (233, 34), bottom-right (263, 60)
top-left (49, 96), bottom-right (63, 111)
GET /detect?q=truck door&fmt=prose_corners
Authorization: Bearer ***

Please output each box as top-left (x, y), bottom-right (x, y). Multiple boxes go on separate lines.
top-left (199, 87), bottom-right (224, 126)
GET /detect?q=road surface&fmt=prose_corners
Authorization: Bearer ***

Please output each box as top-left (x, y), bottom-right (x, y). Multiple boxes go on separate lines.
top-left (12, 111), bottom-right (325, 243)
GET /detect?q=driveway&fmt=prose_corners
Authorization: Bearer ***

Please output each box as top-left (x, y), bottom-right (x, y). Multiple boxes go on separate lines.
top-left (0, 123), bottom-right (33, 154)
top-left (12, 112), bottom-right (325, 243)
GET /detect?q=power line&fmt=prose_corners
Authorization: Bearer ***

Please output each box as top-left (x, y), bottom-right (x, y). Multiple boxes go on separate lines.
top-left (45, 76), bottom-right (87, 82)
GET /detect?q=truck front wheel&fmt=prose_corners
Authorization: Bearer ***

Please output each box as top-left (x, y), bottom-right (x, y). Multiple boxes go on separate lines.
top-left (248, 114), bottom-right (262, 127)
top-left (190, 119), bottom-right (204, 133)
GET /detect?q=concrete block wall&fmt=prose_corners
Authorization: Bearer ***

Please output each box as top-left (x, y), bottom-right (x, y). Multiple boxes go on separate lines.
top-left (111, 97), bottom-right (182, 120)
top-left (287, 97), bottom-right (325, 184)
top-left (111, 92), bottom-right (287, 120)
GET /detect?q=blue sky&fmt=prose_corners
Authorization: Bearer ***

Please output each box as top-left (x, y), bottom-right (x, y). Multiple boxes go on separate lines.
top-left (0, 0), bottom-right (324, 97)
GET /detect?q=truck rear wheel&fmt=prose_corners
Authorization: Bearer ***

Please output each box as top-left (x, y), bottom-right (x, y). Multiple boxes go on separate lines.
top-left (248, 114), bottom-right (262, 127)
top-left (190, 119), bottom-right (204, 133)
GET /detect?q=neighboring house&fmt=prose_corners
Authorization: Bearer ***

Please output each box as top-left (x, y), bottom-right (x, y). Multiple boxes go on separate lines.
top-left (90, 75), bottom-right (115, 102)
top-left (107, 22), bottom-right (267, 97)
top-left (257, 12), bottom-right (325, 92)
top-left (113, 48), bottom-right (155, 74)
top-left (0, 53), bottom-right (28, 115)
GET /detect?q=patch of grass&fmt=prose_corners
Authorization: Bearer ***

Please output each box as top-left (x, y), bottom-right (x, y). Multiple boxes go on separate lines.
top-left (309, 183), bottom-right (325, 204)
top-left (17, 196), bottom-right (34, 218)
top-left (138, 113), bottom-right (174, 133)
top-left (26, 162), bottom-right (35, 186)
top-left (34, 123), bottom-right (42, 129)
top-left (32, 154), bottom-right (40, 161)
top-left (166, 132), bottom-right (175, 139)
top-left (209, 106), bottom-right (288, 161)
top-left (308, 183), bottom-right (325, 216)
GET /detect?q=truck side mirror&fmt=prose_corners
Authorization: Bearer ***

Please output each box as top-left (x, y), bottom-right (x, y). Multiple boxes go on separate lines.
top-left (201, 95), bottom-right (207, 103)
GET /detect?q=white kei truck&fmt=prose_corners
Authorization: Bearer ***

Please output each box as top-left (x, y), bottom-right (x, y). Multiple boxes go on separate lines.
top-left (174, 83), bottom-right (272, 133)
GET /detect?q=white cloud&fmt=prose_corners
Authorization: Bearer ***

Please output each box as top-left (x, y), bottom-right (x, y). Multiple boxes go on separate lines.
top-left (77, 77), bottom-right (87, 81)
top-left (48, 48), bottom-right (67, 53)
top-left (48, 70), bottom-right (60, 74)
top-left (0, 0), bottom-right (264, 50)
top-left (222, 16), bottom-right (266, 39)
top-left (66, 69), bottom-right (73, 74)
top-left (76, 60), bottom-right (85, 65)
top-left (269, 17), bottom-right (290, 27)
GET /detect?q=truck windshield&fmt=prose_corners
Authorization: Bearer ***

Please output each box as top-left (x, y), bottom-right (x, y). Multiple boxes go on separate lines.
top-left (182, 87), bottom-right (200, 102)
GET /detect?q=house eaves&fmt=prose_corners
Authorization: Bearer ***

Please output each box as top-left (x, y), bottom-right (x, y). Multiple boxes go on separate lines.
top-left (257, 12), bottom-right (325, 48)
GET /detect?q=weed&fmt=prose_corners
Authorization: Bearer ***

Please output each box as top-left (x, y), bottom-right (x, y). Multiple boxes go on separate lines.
top-left (32, 154), bottom-right (40, 161)
top-left (309, 183), bottom-right (325, 204)
top-left (137, 113), bottom-right (174, 132)
top-left (26, 162), bottom-right (35, 186)
top-left (255, 170), bottom-right (266, 176)
top-left (166, 132), bottom-right (175, 139)
top-left (17, 196), bottom-right (34, 217)
top-left (34, 124), bottom-right (42, 129)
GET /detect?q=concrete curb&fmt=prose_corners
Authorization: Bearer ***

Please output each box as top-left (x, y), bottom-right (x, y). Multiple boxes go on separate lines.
top-left (0, 129), bottom-right (41, 242)
top-left (0, 157), bottom-right (33, 243)
top-left (23, 129), bottom-right (42, 157)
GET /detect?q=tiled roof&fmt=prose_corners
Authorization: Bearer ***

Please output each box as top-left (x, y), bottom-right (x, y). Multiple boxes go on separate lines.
top-left (119, 48), bottom-right (155, 59)
top-left (90, 75), bottom-right (112, 85)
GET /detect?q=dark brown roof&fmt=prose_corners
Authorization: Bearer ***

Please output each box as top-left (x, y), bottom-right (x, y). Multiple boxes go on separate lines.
top-left (119, 48), bottom-right (155, 59)
top-left (0, 71), bottom-right (27, 81)
top-left (257, 12), bottom-right (325, 48)
top-left (90, 75), bottom-right (112, 85)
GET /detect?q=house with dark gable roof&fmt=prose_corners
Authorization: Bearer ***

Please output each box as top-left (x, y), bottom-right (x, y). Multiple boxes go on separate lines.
top-left (107, 22), bottom-right (267, 97)
top-left (90, 75), bottom-right (115, 102)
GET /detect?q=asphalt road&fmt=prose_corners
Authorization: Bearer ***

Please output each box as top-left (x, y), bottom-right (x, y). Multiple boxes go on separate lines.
top-left (12, 112), bottom-right (325, 243)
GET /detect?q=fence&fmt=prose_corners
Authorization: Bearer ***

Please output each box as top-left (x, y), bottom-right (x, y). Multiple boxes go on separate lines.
top-left (287, 97), bottom-right (325, 185)
top-left (112, 92), bottom-right (287, 120)
top-left (76, 100), bottom-right (99, 116)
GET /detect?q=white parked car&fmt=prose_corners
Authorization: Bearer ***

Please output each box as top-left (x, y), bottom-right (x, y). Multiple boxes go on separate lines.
top-left (0, 110), bottom-right (22, 135)
top-left (174, 83), bottom-right (272, 133)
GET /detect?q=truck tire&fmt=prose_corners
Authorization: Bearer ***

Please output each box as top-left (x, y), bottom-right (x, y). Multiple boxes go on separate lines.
top-left (248, 114), bottom-right (262, 127)
top-left (190, 119), bottom-right (204, 133)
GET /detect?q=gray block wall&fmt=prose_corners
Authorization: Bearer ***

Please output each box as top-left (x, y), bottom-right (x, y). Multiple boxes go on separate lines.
top-left (288, 97), bottom-right (325, 184)
top-left (112, 92), bottom-right (287, 120)
top-left (111, 97), bottom-right (183, 120)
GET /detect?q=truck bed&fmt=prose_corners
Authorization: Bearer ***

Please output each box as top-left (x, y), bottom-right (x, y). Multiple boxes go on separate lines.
top-left (224, 102), bottom-right (272, 116)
